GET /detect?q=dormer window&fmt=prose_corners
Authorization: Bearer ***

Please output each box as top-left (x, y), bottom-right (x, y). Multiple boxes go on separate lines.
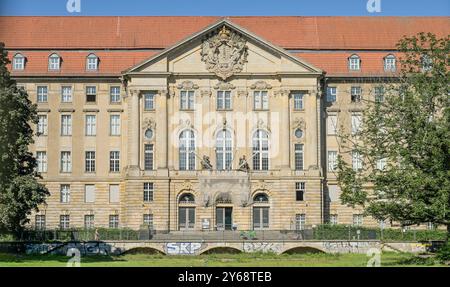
top-left (348, 54), bottom-right (361, 71)
top-left (384, 54), bottom-right (396, 72)
top-left (421, 54), bottom-right (432, 72)
top-left (48, 53), bottom-right (61, 70)
top-left (13, 53), bottom-right (25, 70)
top-left (86, 54), bottom-right (98, 71)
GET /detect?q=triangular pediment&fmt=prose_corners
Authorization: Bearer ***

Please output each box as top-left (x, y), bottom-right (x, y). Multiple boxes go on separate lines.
top-left (123, 19), bottom-right (322, 77)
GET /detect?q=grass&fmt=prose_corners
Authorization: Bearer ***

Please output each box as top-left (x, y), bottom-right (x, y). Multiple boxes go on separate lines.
top-left (0, 252), bottom-right (447, 267)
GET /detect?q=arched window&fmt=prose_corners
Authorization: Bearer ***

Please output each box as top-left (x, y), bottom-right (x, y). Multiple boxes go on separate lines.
top-left (384, 54), bottom-right (396, 71)
top-left (253, 193), bottom-right (269, 203)
top-left (13, 53), bottom-right (25, 70)
top-left (216, 129), bottom-right (233, 170)
top-left (348, 54), bottom-right (361, 71)
top-left (252, 129), bottom-right (269, 170)
top-left (179, 193), bottom-right (195, 203)
top-left (86, 54), bottom-right (98, 71)
top-left (48, 53), bottom-right (61, 70)
top-left (179, 130), bottom-right (195, 170)
top-left (178, 193), bottom-right (195, 230)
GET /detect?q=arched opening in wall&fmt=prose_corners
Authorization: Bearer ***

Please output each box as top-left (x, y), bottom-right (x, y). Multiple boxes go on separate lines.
top-left (200, 247), bottom-right (242, 255)
top-left (121, 247), bottom-right (165, 255)
top-left (252, 193), bottom-right (270, 230)
top-left (282, 247), bottom-right (325, 255)
top-left (178, 193), bottom-right (196, 230)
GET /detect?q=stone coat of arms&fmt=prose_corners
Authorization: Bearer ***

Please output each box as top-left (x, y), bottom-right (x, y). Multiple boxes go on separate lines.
top-left (200, 26), bottom-right (248, 80)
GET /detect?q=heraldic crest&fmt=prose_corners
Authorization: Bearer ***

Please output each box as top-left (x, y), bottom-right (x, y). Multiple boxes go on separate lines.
top-left (200, 26), bottom-right (248, 80)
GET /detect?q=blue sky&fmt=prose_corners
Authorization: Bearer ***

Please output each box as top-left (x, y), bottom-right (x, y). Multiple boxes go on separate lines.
top-left (0, 0), bottom-right (449, 16)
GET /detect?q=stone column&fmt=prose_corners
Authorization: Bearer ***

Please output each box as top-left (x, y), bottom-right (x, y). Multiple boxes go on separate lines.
top-left (278, 89), bottom-right (291, 170)
top-left (157, 89), bottom-right (168, 173)
top-left (129, 89), bottom-right (140, 172)
top-left (310, 89), bottom-right (320, 169)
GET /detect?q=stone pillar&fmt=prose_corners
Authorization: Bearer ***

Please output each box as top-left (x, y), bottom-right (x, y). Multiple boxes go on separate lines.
top-left (157, 89), bottom-right (168, 172)
top-left (129, 89), bottom-right (140, 171)
top-left (278, 89), bottom-right (291, 170)
top-left (310, 89), bottom-right (319, 169)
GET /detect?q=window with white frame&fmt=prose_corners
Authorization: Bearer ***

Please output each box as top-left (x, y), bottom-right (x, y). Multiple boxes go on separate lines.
top-left (376, 157), bottom-right (387, 170)
top-left (353, 214), bottom-right (363, 226)
top-left (84, 184), bottom-right (95, 203)
top-left (143, 182), bottom-right (154, 202)
top-left (61, 86), bottom-right (72, 102)
top-left (60, 184), bottom-right (70, 203)
top-left (143, 214), bottom-right (154, 229)
top-left (253, 91), bottom-right (268, 110)
top-left (110, 151), bottom-right (120, 172)
top-left (144, 92), bottom-right (155, 110)
top-left (86, 86), bottom-right (97, 102)
top-left (252, 129), bottom-right (269, 170)
top-left (85, 151), bottom-right (96, 173)
top-left (295, 182), bottom-right (305, 201)
top-left (295, 214), bottom-right (306, 230)
top-left (37, 115), bottom-right (48, 136)
top-left (352, 150), bottom-right (363, 171)
top-left (110, 86), bottom-right (121, 103)
top-left (216, 129), bottom-right (233, 170)
top-left (86, 54), bottom-right (98, 70)
top-left (294, 144), bottom-right (304, 170)
top-left (293, 92), bottom-right (304, 110)
top-left (85, 115), bottom-right (96, 136)
top-left (84, 215), bottom-right (95, 229)
top-left (421, 54), bottom-right (432, 71)
top-left (328, 151), bottom-right (338, 172)
top-left (60, 215), bottom-right (70, 230)
top-left (48, 54), bottom-right (60, 70)
top-left (351, 86), bottom-right (362, 102)
top-left (109, 185), bottom-right (120, 203)
top-left (374, 86), bottom-right (385, 103)
top-left (110, 115), bottom-right (121, 136)
top-left (217, 91), bottom-right (232, 110)
top-left (109, 215), bottom-right (119, 228)
top-left (180, 90), bottom-right (195, 110)
top-left (37, 86), bottom-right (48, 103)
top-left (144, 144), bottom-right (154, 170)
top-left (35, 215), bottom-right (46, 230)
top-left (36, 151), bottom-right (47, 173)
top-left (326, 87), bottom-right (337, 102)
top-left (384, 55), bottom-right (396, 71)
top-left (327, 114), bottom-right (338, 135)
top-left (348, 54), bottom-right (361, 70)
top-left (351, 113), bottom-right (362, 135)
top-left (13, 53), bottom-right (25, 70)
top-left (179, 129), bottom-right (195, 170)
top-left (60, 115), bottom-right (72, 136)
top-left (330, 214), bottom-right (338, 225)
top-left (60, 151), bottom-right (71, 173)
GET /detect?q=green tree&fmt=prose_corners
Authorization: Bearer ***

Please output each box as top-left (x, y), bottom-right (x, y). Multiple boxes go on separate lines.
top-left (336, 33), bottom-right (450, 237)
top-left (0, 43), bottom-right (49, 238)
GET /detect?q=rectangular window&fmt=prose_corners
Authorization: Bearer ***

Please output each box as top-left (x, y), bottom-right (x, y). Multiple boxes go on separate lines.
top-left (86, 86), bottom-right (97, 103)
top-left (85, 151), bottom-right (96, 173)
top-left (87, 57), bottom-right (97, 70)
top-left (60, 151), bottom-right (71, 173)
top-left (60, 215), bottom-right (70, 230)
top-left (61, 86), bottom-right (72, 102)
top-left (330, 214), bottom-right (338, 225)
top-left (35, 215), bottom-right (46, 230)
top-left (293, 92), bottom-right (304, 110)
top-left (143, 214), bottom-right (154, 229)
top-left (349, 57), bottom-right (360, 70)
top-left (37, 86), bottom-right (48, 103)
top-left (253, 91), bottom-right (268, 110)
top-left (110, 115), bottom-right (121, 136)
top-left (294, 144), bottom-right (304, 170)
top-left (85, 115), bottom-right (96, 136)
top-left (180, 91), bottom-right (195, 110)
top-left (295, 182), bottom-right (305, 201)
top-left (84, 184), bottom-right (95, 203)
top-left (384, 57), bottom-right (396, 71)
top-left (352, 150), bottom-right (363, 171)
top-left (13, 56), bottom-right (24, 70)
top-left (374, 86), bottom-right (385, 103)
top-left (326, 87), bottom-right (337, 102)
top-left (36, 151), bottom-right (47, 173)
top-left (353, 214), bottom-right (363, 226)
top-left (109, 215), bottom-right (119, 229)
top-left (328, 151), bottom-right (338, 172)
top-left (351, 113), bottom-right (362, 135)
top-left (143, 182), bottom-right (154, 202)
top-left (217, 91), bottom-right (232, 110)
top-left (60, 184), bottom-right (70, 203)
top-left (376, 157), bottom-right (387, 170)
top-left (60, 115), bottom-right (72, 136)
top-left (84, 215), bottom-right (95, 229)
top-left (37, 115), bottom-right (48, 136)
top-left (253, 207), bottom-right (269, 229)
top-left (327, 115), bottom-right (338, 135)
top-left (109, 185), bottom-right (120, 203)
top-left (110, 86), bottom-right (121, 103)
top-left (109, 151), bottom-right (120, 172)
top-left (144, 92), bottom-right (156, 110)
top-left (144, 144), bottom-right (154, 170)
top-left (49, 56), bottom-right (60, 70)
top-left (351, 86), bottom-right (362, 103)
top-left (295, 214), bottom-right (306, 230)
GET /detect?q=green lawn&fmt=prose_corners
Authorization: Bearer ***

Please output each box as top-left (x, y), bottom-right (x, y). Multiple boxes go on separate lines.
top-left (0, 252), bottom-right (447, 267)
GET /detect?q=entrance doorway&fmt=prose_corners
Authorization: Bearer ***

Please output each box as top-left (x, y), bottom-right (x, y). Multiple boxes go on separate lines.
top-left (216, 207), bottom-right (232, 230)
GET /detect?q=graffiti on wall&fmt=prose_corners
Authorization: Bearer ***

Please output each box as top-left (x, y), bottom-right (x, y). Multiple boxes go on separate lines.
top-left (25, 242), bottom-right (123, 255)
top-left (165, 242), bottom-right (204, 255)
top-left (243, 242), bottom-right (282, 253)
top-left (322, 241), bottom-right (376, 253)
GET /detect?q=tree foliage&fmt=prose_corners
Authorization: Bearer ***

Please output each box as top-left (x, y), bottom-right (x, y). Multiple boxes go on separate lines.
top-left (336, 33), bottom-right (450, 234)
top-left (0, 42), bottom-right (49, 237)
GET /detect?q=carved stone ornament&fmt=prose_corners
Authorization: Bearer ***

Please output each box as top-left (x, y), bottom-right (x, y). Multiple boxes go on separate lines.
top-left (178, 180), bottom-right (194, 192)
top-left (293, 117), bottom-right (306, 129)
top-left (200, 90), bottom-right (212, 97)
top-left (179, 119), bottom-right (194, 129)
top-left (274, 89), bottom-right (290, 97)
top-left (213, 81), bottom-right (236, 90)
top-left (200, 26), bottom-right (248, 80)
top-left (250, 81), bottom-right (272, 90)
top-left (143, 118), bottom-right (156, 130)
top-left (177, 80), bottom-right (199, 90)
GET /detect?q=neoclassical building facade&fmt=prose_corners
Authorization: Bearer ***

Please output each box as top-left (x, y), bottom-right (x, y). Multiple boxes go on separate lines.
top-left (1, 16), bottom-right (448, 231)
